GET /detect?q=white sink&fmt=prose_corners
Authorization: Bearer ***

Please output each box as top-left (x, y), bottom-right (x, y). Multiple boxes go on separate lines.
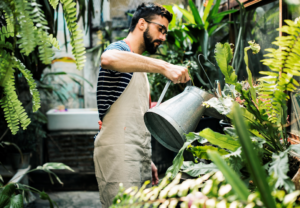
top-left (46, 108), bottom-right (99, 131)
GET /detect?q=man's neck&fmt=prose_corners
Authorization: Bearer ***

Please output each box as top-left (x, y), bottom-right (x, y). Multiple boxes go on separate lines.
top-left (125, 33), bottom-right (145, 55)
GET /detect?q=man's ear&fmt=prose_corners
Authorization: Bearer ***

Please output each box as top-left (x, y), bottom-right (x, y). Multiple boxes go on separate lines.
top-left (137, 18), bottom-right (147, 32)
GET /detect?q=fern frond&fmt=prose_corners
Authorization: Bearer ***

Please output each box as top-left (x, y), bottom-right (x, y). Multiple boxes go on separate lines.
top-left (49, 34), bottom-right (60, 49)
top-left (15, 0), bottom-right (36, 55)
top-left (30, 0), bottom-right (50, 30)
top-left (35, 29), bottom-right (54, 64)
top-left (60, 0), bottom-right (86, 70)
top-left (0, 51), bottom-right (14, 87)
top-left (13, 58), bottom-right (41, 112)
top-left (48, 0), bottom-right (59, 9)
top-left (4, 10), bottom-right (15, 36)
top-left (260, 18), bottom-right (300, 123)
top-left (0, 75), bottom-right (31, 135)
top-left (0, 26), bottom-right (14, 41)
top-left (0, 40), bottom-right (13, 51)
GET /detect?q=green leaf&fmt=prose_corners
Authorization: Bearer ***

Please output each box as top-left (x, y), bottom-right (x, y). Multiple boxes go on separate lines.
top-left (214, 42), bottom-right (237, 85)
top-left (39, 191), bottom-right (58, 208)
top-left (199, 128), bottom-right (240, 151)
top-left (7, 194), bottom-right (23, 208)
top-left (190, 146), bottom-right (229, 160)
top-left (244, 41), bottom-right (261, 106)
top-left (210, 9), bottom-right (239, 20)
top-left (208, 150), bottom-right (249, 201)
top-left (33, 163), bottom-right (74, 185)
top-left (166, 133), bottom-right (200, 178)
top-left (231, 103), bottom-right (276, 208)
top-left (181, 161), bottom-right (218, 177)
top-left (163, 5), bottom-right (176, 29)
top-left (269, 150), bottom-right (295, 193)
top-left (188, 0), bottom-right (203, 25)
top-left (174, 5), bottom-right (195, 24)
top-left (202, 0), bottom-right (213, 23)
top-left (0, 183), bottom-right (16, 207)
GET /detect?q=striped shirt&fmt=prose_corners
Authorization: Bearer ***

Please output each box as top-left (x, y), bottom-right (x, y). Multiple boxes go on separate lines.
top-left (97, 40), bottom-right (133, 121)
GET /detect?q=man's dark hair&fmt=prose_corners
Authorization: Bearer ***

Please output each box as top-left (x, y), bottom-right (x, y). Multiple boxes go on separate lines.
top-left (129, 3), bottom-right (173, 32)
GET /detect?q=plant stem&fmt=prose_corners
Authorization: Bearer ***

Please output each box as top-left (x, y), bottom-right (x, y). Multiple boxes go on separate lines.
top-left (0, 128), bottom-right (9, 142)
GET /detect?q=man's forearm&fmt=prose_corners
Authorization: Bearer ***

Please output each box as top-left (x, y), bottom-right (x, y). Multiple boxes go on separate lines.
top-left (101, 50), bottom-right (190, 84)
top-left (101, 50), bottom-right (167, 74)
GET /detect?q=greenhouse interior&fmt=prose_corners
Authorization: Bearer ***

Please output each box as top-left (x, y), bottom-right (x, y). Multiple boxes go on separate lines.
top-left (1, 0), bottom-right (300, 207)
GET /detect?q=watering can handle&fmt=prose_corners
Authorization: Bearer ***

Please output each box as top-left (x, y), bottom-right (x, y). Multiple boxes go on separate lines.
top-left (156, 80), bottom-right (192, 107)
top-left (156, 80), bottom-right (171, 107)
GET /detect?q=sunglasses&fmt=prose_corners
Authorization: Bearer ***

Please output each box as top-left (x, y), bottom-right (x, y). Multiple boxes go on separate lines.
top-left (143, 19), bottom-right (168, 36)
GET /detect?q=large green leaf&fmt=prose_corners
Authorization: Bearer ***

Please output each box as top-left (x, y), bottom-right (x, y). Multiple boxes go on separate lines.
top-left (166, 133), bottom-right (200, 178)
top-left (181, 161), bottom-right (218, 177)
top-left (199, 128), bottom-right (240, 151)
top-left (231, 103), bottom-right (276, 208)
top-left (173, 5), bottom-right (195, 24)
top-left (6, 194), bottom-right (23, 208)
top-left (163, 5), bottom-right (176, 29)
top-left (202, 0), bottom-right (213, 23)
top-left (269, 150), bottom-right (295, 193)
top-left (208, 150), bottom-right (249, 201)
top-left (209, 0), bottom-right (221, 18)
top-left (214, 42), bottom-right (237, 85)
top-left (0, 183), bottom-right (16, 208)
top-left (188, 0), bottom-right (203, 25)
top-left (190, 145), bottom-right (229, 160)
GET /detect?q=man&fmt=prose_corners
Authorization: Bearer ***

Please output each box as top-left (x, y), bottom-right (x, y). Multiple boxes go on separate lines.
top-left (94, 3), bottom-right (190, 208)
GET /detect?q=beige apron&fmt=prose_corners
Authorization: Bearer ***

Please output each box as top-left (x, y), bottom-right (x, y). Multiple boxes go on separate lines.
top-left (94, 72), bottom-right (152, 208)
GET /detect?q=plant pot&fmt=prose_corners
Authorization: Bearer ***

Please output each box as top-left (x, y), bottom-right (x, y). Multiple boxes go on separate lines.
top-left (10, 152), bottom-right (32, 171)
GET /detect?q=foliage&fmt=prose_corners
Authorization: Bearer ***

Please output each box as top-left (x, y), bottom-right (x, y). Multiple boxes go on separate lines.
top-left (111, 103), bottom-right (300, 208)
top-left (0, 0), bottom-right (86, 135)
top-left (148, 0), bottom-right (237, 101)
top-left (167, 16), bottom-right (300, 195)
top-left (0, 163), bottom-right (73, 208)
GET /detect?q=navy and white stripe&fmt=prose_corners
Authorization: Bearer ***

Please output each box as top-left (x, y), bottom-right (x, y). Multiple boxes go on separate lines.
top-left (97, 41), bottom-right (132, 121)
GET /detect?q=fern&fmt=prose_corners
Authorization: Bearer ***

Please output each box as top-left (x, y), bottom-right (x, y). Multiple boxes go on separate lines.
top-left (0, 26), bottom-right (14, 51)
top-left (48, 0), bottom-right (59, 10)
top-left (0, 26), bottom-right (14, 41)
top-left (30, 0), bottom-right (49, 30)
top-left (13, 58), bottom-right (41, 112)
top-left (35, 29), bottom-right (55, 64)
top-left (260, 19), bottom-right (300, 124)
top-left (0, 51), bottom-right (14, 87)
top-left (15, 0), bottom-right (36, 55)
top-left (0, 75), bottom-right (31, 135)
top-left (59, 0), bottom-right (86, 70)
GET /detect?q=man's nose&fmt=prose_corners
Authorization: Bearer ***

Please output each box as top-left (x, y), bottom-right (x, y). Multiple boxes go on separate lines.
top-left (160, 33), bottom-right (167, 42)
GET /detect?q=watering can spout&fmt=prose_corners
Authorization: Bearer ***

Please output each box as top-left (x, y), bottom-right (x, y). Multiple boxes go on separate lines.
top-left (144, 82), bottom-right (217, 152)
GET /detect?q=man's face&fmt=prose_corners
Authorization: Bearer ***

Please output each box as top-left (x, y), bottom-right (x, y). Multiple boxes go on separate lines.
top-left (143, 16), bottom-right (169, 54)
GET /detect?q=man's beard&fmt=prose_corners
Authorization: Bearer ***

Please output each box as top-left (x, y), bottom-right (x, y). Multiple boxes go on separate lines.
top-left (143, 27), bottom-right (162, 54)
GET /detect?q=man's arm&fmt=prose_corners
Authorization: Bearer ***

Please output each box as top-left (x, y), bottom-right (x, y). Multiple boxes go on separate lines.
top-left (101, 50), bottom-right (190, 84)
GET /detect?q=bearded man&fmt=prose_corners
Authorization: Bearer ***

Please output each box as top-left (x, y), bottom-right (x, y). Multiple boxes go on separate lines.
top-left (94, 3), bottom-right (190, 208)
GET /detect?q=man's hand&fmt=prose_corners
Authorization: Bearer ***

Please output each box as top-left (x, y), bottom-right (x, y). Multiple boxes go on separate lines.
top-left (163, 64), bottom-right (191, 84)
top-left (151, 161), bottom-right (159, 185)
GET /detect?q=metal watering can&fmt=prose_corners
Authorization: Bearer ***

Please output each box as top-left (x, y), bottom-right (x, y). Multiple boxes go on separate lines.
top-left (144, 80), bottom-right (215, 152)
